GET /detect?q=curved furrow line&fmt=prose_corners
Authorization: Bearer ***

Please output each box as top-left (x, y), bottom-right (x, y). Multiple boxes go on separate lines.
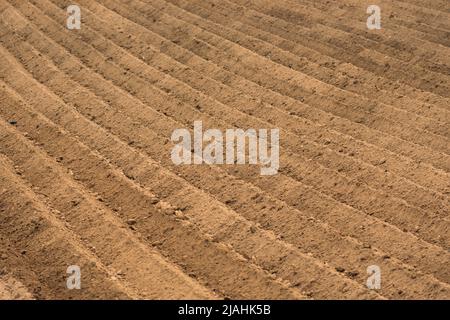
top-left (69, 0), bottom-right (450, 177)
top-left (0, 86), bottom-right (216, 300)
top-left (293, 0), bottom-right (450, 45)
top-left (6, 60), bottom-right (387, 301)
top-left (161, 0), bottom-right (450, 126)
top-left (4, 0), bottom-right (450, 284)
top-left (291, 0), bottom-right (450, 33)
top-left (0, 12), bottom-right (450, 294)
top-left (0, 26), bottom-right (342, 298)
top-left (0, 48), bottom-right (445, 295)
top-left (5, 1), bottom-right (450, 247)
top-left (217, 2), bottom-right (449, 114)
top-left (0, 154), bottom-right (135, 299)
top-left (94, 0), bottom-right (450, 168)
top-left (178, 0), bottom-right (450, 82)
top-left (392, 0), bottom-right (450, 15)
top-left (113, 34), bottom-right (450, 221)
top-left (311, 22), bottom-right (450, 77)
top-left (204, 0), bottom-right (450, 98)
top-left (29, 0), bottom-right (450, 247)
top-left (0, 18), bottom-right (384, 298)
top-left (67, 0), bottom-right (450, 202)
top-left (0, 118), bottom-right (215, 300)
top-left (370, 0), bottom-right (450, 31)
top-left (0, 76), bottom-right (308, 300)
top-left (154, 0), bottom-right (450, 136)
top-left (1, 0), bottom-right (448, 300)
top-left (229, 0), bottom-right (450, 70)
top-left (378, 0), bottom-right (450, 29)
top-left (0, 65), bottom-right (445, 296)
top-left (107, 0), bottom-right (450, 154)
top-left (223, 0), bottom-right (450, 97)
top-left (5, 0), bottom-right (450, 248)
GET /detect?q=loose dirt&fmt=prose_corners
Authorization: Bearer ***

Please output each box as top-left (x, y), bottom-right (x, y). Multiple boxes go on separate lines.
top-left (0, 0), bottom-right (448, 299)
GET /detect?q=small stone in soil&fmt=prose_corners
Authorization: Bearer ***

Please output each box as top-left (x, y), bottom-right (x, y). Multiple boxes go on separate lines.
top-left (126, 219), bottom-right (137, 225)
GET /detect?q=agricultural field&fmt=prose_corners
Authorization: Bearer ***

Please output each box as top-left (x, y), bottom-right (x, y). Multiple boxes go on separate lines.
top-left (0, 0), bottom-right (449, 300)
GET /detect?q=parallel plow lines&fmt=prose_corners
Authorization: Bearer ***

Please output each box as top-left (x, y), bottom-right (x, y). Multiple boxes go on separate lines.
top-left (0, 0), bottom-right (448, 299)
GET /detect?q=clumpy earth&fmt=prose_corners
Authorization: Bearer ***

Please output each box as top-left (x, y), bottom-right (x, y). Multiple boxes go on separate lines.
top-left (0, 0), bottom-right (449, 299)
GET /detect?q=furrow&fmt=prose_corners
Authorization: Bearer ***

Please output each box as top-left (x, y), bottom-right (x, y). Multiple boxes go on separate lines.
top-left (0, 11), bottom-right (448, 298)
top-left (65, 0), bottom-right (450, 202)
top-left (107, 0), bottom-right (450, 154)
top-left (0, 43), bottom-right (318, 300)
top-left (5, 0), bottom-right (450, 266)
top-left (0, 153), bottom-right (135, 299)
top-left (2, 0), bottom-right (449, 299)
top-left (0, 86), bottom-right (216, 300)
top-left (90, 0), bottom-right (450, 173)
top-left (226, 0), bottom-right (450, 91)
top-left (25, 0), bottom-right (450, 244)
top-left (161, 0), bottom-right (450, 126)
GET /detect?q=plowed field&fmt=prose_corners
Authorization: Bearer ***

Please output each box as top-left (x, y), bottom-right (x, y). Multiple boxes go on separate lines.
top-left (0, 0), bottom-right (449, 299)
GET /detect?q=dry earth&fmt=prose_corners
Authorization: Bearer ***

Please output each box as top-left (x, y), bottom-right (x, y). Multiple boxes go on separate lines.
top-left (0, 0), bottom-right (449, 299)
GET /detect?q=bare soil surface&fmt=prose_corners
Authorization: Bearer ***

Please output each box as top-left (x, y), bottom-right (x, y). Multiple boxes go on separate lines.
top-left (0, 0), bottom-right (448, 299)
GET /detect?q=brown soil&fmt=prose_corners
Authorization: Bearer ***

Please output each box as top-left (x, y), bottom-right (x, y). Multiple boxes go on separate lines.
top-left (0, 0), bottom-right (448, 299)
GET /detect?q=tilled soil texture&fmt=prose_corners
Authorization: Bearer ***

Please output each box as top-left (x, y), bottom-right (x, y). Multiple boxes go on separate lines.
top-left (0, 0), bottom-right (449, 300)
